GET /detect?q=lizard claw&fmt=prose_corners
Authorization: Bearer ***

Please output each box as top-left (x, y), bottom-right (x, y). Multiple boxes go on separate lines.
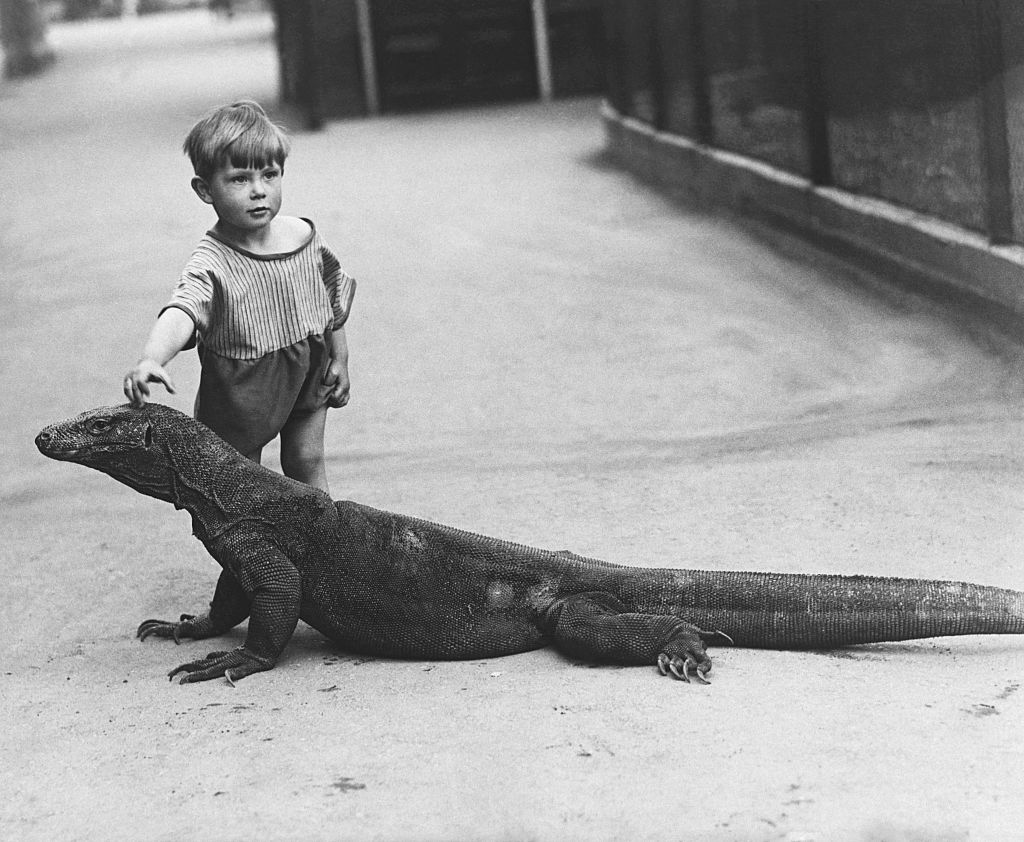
top-left (697, 628), bottom-right (735, 647)
top-left (657, 653), bottom-right (711, 684)
top-left (713, 629), bottom-right (734, 646)
top-left (656, 622), bottom-right (714, 684)
top-left (657, 652), bottom-right (671, 676)
top-left (669, 657), bottom-right (690, 682)
top-left (138, 614), bottom-right (202, 645)
top-left (139, 618), bottom-right (181, 644)
top-left (168, 647), bottom-right (273, 685)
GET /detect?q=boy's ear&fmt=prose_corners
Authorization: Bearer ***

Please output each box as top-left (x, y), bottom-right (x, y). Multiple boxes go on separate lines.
top-left (190, 176), bottom-right (214, 204)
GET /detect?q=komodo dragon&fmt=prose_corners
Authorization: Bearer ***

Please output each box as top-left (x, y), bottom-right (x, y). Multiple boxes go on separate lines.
top-left (36, 404), bottom-right (1024, 685)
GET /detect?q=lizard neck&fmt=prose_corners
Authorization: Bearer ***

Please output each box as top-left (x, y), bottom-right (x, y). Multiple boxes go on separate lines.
top-left (164, 426), bottom-right (326, 542)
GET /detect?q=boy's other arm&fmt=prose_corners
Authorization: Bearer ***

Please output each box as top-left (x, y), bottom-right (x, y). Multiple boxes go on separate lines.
top-left (324, 325), bottom-right (351, 408)
top-left (124, 308), bottom-right (195, 407)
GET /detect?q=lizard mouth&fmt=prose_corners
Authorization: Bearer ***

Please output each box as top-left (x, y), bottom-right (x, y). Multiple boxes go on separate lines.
top-left (35, 432), bottom-right (84, 461)
top-left (40, 446), bottom-right (85, 461)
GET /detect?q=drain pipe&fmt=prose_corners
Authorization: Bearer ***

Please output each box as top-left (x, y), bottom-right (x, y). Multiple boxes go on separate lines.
top-left (531, 0), bottom-right (553, 101)
top-left (355, 0), bottom-right (381, 115)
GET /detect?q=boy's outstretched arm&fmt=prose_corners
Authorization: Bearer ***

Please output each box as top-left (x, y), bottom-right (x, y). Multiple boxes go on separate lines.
top-left (124, 307), bottom-right (194, 407)
top-left (324, 325), bottom-right (351, 408)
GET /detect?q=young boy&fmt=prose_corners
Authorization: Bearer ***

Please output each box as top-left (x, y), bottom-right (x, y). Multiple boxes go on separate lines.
top-left (124, 100), bottom-right (355, 495)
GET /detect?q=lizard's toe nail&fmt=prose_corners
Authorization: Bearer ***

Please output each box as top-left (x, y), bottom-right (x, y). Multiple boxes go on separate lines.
top-left (657, 653), bottom-right (671, 676)
top-left (668, 657), bottom-right (690, 682)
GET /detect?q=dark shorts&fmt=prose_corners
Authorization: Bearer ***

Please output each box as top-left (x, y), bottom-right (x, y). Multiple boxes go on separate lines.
top-left (195, 333), bottom-right (332, 455)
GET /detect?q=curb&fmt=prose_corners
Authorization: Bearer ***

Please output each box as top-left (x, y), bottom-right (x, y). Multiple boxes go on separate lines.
top-left (602, 101), bottom-right (1024, 340)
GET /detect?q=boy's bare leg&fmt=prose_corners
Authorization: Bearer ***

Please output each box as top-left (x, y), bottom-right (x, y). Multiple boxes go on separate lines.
top-left (279, 406), bottom-right (330, 493)
top-left (241, 446), bottom-right (263, 464)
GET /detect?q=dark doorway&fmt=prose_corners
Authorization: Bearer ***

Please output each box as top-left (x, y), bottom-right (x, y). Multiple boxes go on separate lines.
top-left (372, 0), bottom-right (539, 111)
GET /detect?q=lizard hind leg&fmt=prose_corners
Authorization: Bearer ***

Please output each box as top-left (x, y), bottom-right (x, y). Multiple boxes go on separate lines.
top-left (544, 591), bottom-right (718, 684)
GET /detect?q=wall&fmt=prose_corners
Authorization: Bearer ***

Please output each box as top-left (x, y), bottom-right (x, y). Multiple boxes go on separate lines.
top-left (272, 0), bottom-right (605, 119)
top-left (602, 0), bottom-right (1024, 324)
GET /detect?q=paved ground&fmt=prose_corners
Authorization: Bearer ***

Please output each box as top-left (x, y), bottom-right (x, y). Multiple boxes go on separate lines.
top-left (3, 9), bottom-right (1024, 842)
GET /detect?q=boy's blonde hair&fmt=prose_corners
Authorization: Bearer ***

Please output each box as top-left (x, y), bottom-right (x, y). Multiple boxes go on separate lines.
top-left (183, 100), bottom-right (290, 181)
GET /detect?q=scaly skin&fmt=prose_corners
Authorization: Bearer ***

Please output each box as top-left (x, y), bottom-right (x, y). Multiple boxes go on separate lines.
top-left (36, 404), bottom-right (1024, 685)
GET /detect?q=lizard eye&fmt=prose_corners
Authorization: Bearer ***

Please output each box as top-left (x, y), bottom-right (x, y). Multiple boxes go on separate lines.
top-left (86, 418), bottom-right (112, 435)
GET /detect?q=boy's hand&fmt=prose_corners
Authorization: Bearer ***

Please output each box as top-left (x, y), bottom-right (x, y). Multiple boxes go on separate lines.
top-left (124, 359), bottom-right (176, 408)
top-left (323, 360), bottom-right (350, 408)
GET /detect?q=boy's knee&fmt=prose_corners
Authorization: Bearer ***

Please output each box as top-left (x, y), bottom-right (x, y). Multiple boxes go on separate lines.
top-left (279, 409), bottom-right (329, 489)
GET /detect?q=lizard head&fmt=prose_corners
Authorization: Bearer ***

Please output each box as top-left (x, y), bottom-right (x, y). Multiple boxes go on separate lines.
top-left (36, 404), bottom-right (188, 503)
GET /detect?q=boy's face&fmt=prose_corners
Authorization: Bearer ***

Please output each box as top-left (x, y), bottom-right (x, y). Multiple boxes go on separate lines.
top-left (191, 162), bottom-right (283, 234)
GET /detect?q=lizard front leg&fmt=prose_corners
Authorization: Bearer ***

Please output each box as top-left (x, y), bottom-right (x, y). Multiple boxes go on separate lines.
top-left (544, 591), bottom-right (731, 683)
top-left (167, 537), bottom-right (302, 685)
top-left (138, 568), bottom-right (250, 644)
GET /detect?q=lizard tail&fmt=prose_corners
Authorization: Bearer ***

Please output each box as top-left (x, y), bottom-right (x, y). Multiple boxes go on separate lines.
top-left (644, 570), bottom-right (1024, 649)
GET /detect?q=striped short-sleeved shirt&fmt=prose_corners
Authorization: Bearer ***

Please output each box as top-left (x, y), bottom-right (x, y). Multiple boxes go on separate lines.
top-left (163, 219), bottom-right (356, 360)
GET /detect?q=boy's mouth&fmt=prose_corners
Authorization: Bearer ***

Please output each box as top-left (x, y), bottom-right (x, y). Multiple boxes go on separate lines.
top-left (248, 207), bottom-right (270, 216)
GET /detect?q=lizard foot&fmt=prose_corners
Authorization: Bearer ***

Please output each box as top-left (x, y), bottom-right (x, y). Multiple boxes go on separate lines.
top-left (167, 647), bottom-right (273, 685)
top-left (138, 614), bottom-right (202, 645)
top-left (657, 652), bottom-right (711, 683)
top-left (656, 625), bottom-right (725, 684)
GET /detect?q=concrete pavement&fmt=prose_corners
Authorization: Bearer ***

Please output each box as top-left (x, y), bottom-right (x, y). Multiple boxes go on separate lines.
top-left (3, 9), bottom-right (1024, 841)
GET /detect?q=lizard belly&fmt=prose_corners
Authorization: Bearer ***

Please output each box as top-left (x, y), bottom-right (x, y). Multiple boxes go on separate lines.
top-left (297, 547), bottom-right (550, 660)
top-left (299, 589), bottom-right (548, 659)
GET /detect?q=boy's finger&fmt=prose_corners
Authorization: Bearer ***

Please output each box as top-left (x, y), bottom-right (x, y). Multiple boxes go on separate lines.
top-left (128, 381), bottom-right (147, 408)
top-left (151, 370), bottom-right (177, 394)
top-left (326, 385), bottom-right (347, 407)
